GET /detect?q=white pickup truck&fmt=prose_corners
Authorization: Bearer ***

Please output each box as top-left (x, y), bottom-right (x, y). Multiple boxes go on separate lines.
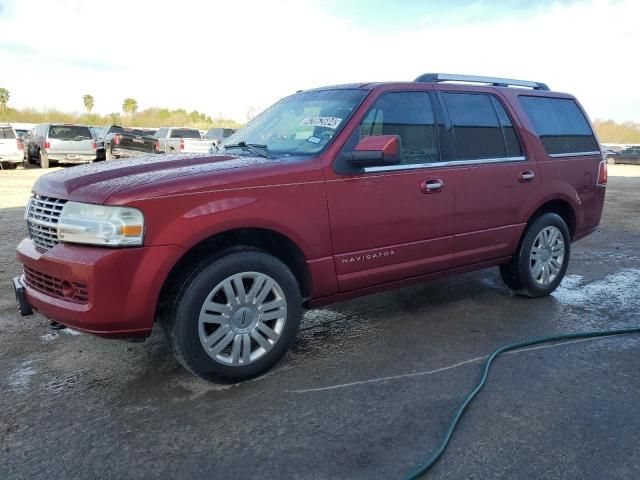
top-left (153, 127), bottom-right (214, 154)
top-left (0, 124), bottom-right (24, 169)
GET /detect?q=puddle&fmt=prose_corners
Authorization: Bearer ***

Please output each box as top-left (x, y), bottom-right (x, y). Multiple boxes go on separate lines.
top-left (553, 269), bottom-right (640, 313)
top-left (7, 361), bottom-right (37, 390)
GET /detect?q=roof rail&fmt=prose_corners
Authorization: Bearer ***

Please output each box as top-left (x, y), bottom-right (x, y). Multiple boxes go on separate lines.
top-left (415, 73), bottom-right (550, 91)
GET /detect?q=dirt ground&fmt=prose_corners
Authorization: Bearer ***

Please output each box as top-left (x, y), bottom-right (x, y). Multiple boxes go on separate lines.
top-left (1, 164), bottom-right (639, 479)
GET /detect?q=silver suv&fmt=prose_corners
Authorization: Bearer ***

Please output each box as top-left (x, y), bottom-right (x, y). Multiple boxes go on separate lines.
top-left (0, 124), bottom-right (23, 169)
top-left (25, 124), bottom-right (97, 168)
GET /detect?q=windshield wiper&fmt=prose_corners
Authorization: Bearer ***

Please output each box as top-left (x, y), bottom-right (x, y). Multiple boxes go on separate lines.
top-left (223, 141), bottom-right (272, 159)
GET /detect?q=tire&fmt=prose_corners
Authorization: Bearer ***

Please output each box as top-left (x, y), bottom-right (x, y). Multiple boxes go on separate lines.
top-left (499, 212), bottom-right (570, 297)
top-left (164, 250), bottom-right (302, 382)
top-left (606, 156), bottom-right (616, 165)
top-left (1, 162), bottom-right (18, 170)
top-left (39, 150), bottom-right (50, 168)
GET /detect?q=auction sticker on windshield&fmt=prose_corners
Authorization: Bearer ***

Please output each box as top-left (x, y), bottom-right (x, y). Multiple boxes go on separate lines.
top-left (300, 116), bottom-right (342, 129)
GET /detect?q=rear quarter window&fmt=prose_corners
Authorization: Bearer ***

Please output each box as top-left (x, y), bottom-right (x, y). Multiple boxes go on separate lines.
top-left (519, 96), bottom-right (599, 156)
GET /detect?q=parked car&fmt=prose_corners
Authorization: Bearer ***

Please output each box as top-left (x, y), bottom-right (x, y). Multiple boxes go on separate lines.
top-left (204, 128), bottom-right (236, 146)
top-left (13, 73), bottom-right (606, 382)
top-left (24, 124), bottom-right (97, 168)
top-left (606, 146), bottom-right (640, 165)
top-left (0, 124), bottom-right (24, 169)
top-left (153, 127), bottom-right (213, 153)
top-left (96, 125), bottom-right (157, 160)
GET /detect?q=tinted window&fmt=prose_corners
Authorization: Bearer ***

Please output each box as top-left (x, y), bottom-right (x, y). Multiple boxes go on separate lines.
top-left (49, 125), bottom-right (92, 140)
top-left (519, 96), bottom-right (598, 155)
top-left (443, 92), bottom-right (512, 160)
top-left (170, 129), bottom-right (201, 139)
top-left (0, 127), bottom-right (16, 139)
top-left (359, 91), bottom-right (438, 164)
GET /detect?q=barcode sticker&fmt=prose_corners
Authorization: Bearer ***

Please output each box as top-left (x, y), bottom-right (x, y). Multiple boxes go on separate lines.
top-left (300, 116), bottom-right (342, 129)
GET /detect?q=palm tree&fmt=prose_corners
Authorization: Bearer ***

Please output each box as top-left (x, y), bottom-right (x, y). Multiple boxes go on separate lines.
top-left (83, 94), bottom-right (94, 113)
top-left (0, 88), bottom-right (9, 112)
top-left (122, 98), bottom-right (138, 115)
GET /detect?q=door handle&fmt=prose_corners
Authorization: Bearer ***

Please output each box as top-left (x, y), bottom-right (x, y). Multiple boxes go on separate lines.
top-left (518, 170), bottom-right (535, 183)
top-left (421, 179), bottom-right (444, 194)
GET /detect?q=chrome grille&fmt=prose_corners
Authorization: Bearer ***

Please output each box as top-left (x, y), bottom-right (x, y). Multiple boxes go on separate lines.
top-left (26, 194), bottom-right (67, 250)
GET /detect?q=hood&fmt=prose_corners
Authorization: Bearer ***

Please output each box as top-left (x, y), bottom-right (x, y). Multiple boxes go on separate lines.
top-left (32, 153), bottom-right (279, 204)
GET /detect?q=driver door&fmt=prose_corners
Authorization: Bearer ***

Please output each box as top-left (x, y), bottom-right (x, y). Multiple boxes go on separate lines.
top-left (324, 90), bottom-right (456, 292)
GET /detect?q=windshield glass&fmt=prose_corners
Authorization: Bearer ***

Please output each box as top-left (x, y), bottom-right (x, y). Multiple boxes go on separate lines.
top-left (223, 89), bottom-right (368, 156)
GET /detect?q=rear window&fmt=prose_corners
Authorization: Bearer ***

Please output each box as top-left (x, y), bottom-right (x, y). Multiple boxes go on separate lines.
top-left (519, 96), bottom-right (599, 156)
top-left (442, 92), bottom-right (522, 160)
top-left (170, 129), bottom-right (200, 139)
top-left (0, 127), bottom-right (16, 139)
top-left (49, 125), bottom-right (92, 140)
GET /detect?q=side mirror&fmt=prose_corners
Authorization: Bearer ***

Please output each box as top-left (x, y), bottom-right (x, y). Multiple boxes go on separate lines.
top-left (344, 135), bottom-right (402, 167)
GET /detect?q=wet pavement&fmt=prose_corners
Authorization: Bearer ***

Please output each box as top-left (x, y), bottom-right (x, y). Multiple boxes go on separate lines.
top-left (1, 167), bottom-right (639, 479)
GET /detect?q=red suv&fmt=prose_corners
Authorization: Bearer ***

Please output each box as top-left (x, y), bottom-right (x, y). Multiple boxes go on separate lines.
top-left (13, 73), bottom-right (607, 381)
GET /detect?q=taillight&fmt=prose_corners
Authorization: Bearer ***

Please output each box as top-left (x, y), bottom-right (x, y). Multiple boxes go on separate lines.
top-left (92, 142), bottom-right (97, 150)
top-left (114, 134), bottom-right (120, 145)
top-left (44, 141), bottom-right (51, 151)
top-left (154, 139), bottom-right (160, 152)
top-left (17, 138), bottom-right (24, 150)
top-left (179, 138), bottom-right (184, 151)
top-left (597, 160), bottom-right (607, 187)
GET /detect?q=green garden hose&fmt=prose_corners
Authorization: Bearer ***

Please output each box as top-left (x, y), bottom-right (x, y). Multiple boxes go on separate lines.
top-left (404, 326), bottom-right (640, 480)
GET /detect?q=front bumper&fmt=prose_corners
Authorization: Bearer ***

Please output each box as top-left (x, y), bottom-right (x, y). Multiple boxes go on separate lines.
top-left (15, 238), bottom-right (183, 337)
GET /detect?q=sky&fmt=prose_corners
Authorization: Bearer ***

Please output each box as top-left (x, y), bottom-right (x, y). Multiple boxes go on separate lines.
top-left (0, 0), bottom-right (638, 122)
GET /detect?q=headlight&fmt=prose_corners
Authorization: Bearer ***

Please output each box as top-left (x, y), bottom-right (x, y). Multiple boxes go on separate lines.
top-left (57, 202), bottom-right (144, 247)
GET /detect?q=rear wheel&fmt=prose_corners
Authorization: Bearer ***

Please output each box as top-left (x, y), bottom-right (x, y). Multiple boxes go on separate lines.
top-left (164, 250), bottom-right (302, 382)
top-left (39, 150), bottom-right (50, 168)
top-left (606, 156), bottom-right (616, 165)
top-left (500, 213), bottom-right (570, 297)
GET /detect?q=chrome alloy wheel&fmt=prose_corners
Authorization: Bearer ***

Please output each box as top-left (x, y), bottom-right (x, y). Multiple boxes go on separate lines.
top-left (529, 226), bottom-right (565, 286)
top-left (198, 272), bottom-right (288, 366)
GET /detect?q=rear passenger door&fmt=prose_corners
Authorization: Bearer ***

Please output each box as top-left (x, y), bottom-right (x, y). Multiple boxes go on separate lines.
top-left (437, 91), bottom-right (540, 266)
top-left (325, 90), bottom-right (456, 292)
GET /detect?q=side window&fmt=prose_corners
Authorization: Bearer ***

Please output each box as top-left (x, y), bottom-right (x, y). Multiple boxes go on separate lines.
top-left (519, 96), bottom-right (599, 156)
top-left (442, 92), bottom-right (509, 160)
top-left (356, 91), bottom-right (438, 165)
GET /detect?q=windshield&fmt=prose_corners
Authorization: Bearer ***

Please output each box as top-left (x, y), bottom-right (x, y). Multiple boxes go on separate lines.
top-left (223, 89), bottom-right (368, 156)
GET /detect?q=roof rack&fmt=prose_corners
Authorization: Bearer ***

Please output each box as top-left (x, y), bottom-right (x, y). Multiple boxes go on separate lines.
top-left (414, 73), bottom-right (550, 91)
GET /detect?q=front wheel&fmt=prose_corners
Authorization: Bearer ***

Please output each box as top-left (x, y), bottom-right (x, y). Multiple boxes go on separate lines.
top-left (164, 250), bottom-right (302, 382)
top-left (500, 213), bottom-right (570, 297)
